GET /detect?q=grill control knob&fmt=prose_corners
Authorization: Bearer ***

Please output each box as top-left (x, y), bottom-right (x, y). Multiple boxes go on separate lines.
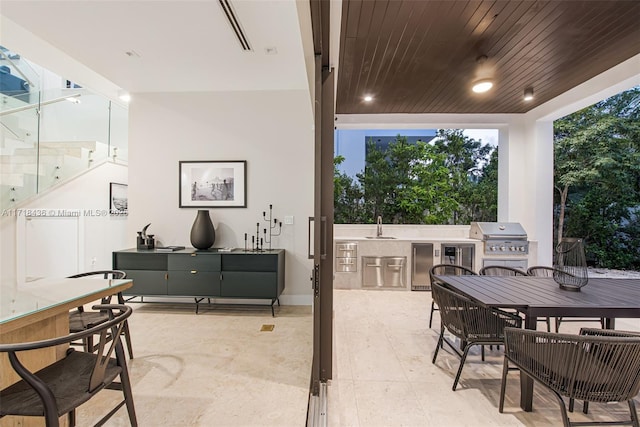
top-left (509, 246), bottom-right (516, 251)
top-left (500, 245), bottom-right (506, 251)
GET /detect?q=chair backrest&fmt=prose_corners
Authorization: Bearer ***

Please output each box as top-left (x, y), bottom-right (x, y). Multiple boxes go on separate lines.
top-left (431, 282), bottom-right (473, 339)
top-left (68, 270), bottom-right (126, 280)
top-left (429, 264), bottom-right (476, 287)
top-left (431, 282), bottom-right (521, 341)
top-left (479, 265), bottom-right (528, 276)
top-left (0, 304), bottom-right (132, 391)
top-left (504, 327), bottom-right (640, 402)
top-left (527, 266), bottom-right (556, 277)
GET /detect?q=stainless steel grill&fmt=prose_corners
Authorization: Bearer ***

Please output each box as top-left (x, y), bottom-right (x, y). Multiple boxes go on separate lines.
top-left (469, 222), bottom-right (529, 269)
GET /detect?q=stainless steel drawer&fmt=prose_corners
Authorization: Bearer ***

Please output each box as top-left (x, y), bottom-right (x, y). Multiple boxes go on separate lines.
top-left (335, 241), bottom-right (358, 259)
top-left (362, 256), bottom-right (406, 288)
top-left (335, 241), bottom-right (358, 272)
top-left (335, 257), bottom-right (357, 272)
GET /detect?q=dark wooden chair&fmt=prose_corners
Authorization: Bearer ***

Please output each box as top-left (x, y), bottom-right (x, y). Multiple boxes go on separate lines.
top-left (527, 265), bottom-right (604, 332)
top-left (428, 264), bottom-right (476, 328)
top-left (68, 270), bottom-right (134, 359)
top-left (0, 304), bottom-right (137, 427)
top-left (481, 265), bottom-right (551, 332)
top-left (500, 327), bottom-right (640, 427)
top-left (431, 282), bottom-right (522, 391)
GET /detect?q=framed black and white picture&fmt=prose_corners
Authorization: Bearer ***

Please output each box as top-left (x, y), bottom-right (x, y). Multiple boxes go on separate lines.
top-left (109, 182), bottom-right (128, 215)
top-left (179, 160), bottom-right (247, 208)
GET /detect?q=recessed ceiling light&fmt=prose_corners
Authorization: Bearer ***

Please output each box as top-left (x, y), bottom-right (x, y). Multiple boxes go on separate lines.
top-left (364, 95), bottom-right (373, 102)
top-left (524, 87), bottom-right (534, 101)
top-left (472, 79), bottom-right (493, 93)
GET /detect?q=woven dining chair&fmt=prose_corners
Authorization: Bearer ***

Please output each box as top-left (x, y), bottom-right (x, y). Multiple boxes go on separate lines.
top-left (479, 265), bottom-right (528, 276)
top-left (0, 304), bottom-right (137, 427)
top-left (431, 282), bottom-right (522, 391)
top-left (499, 327), bottom-right (640, 427)
top-left (428, 264), bottom-right (477, 328)
top-left (481, 265), bottom-right (551, 332)
top-left (68, 270), bottom-right (134, 359)
top-left (526, 265), bottom-right (604, 332)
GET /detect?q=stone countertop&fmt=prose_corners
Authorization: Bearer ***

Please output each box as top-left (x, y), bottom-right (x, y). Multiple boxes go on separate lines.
top-left (335, 236), bottom-right (480, 243)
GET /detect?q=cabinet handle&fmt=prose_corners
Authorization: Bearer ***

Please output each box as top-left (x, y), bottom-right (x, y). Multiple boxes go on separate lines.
top-left (191, 253), bottom-right (197, 257)
top-left (165, 273), bottom-right (169, 280)
top-left (191, 270), bottom-right (197, 274)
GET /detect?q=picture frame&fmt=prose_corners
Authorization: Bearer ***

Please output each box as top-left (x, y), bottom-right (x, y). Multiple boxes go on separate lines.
top-left (109, 182), bottom-right (128, 215)
top-left (179, 160), bottom-right (247, 208)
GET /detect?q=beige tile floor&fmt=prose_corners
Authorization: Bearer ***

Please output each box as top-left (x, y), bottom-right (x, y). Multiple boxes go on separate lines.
top-left (77, 289), bottom-right (639, 426)
top-left (328, 289), bottom-right (640, 427)
top-left (79, 302), bottom-right (312, 426)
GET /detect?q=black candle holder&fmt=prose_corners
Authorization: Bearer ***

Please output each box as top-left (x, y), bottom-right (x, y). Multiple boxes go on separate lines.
top-left (245, 204), bottom-right (282, 252)
top-left (262, 204), bottom-right (282, 251)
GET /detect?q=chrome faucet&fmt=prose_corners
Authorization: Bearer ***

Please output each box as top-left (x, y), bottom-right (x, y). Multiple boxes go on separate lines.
top-left (376, 216), bottom-right (383, 237)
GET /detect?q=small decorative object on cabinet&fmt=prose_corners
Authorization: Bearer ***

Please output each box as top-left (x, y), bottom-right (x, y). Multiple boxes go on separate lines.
top-left (553, 237), bottom-right (589, 291)
top-left (137, 223), bottom-right (155, 250)
top-left (190, 209), bottom-right (216, 249)
top-left (245, 203), bottom-right (282, 252)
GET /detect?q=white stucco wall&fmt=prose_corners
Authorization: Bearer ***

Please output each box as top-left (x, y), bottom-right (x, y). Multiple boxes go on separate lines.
top-left (127, 90), bottom-right (315, 305)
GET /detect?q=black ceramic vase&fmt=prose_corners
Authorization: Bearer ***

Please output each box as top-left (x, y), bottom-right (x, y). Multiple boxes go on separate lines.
top-left (190, 210), bottom-right (215, 250)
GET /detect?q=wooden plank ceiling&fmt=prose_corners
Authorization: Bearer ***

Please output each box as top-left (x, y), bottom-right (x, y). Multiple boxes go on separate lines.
top-left (336, 0), bottom-right (640, 114)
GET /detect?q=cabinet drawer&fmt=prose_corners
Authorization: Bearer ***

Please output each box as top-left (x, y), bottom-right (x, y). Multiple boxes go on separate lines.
top-left (222, 254), bottom-right (277, 271)
top-left (168, 253), bottom-right (221, 271)
top-left (115, 253), bottom-right (168, 270)
top-left (221, 272), bottom-right (277, 298)
top-left (123, 270), bottom-right (167, 295)
top-left (168, 271), bottom-right (220, 296)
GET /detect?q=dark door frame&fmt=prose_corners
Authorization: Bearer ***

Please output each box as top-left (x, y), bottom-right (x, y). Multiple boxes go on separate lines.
top-left (309, 0), bottom-right (334, 396)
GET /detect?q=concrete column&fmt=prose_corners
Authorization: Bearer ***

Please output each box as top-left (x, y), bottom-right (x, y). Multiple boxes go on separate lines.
top-left (499, 118), bottom-right (554, 266)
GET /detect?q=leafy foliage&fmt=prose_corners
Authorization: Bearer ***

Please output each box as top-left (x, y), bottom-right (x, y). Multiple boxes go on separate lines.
top-left (334, 131), bottom-right (497, 225)
top-left (554, 87), bottom-right (640, 269)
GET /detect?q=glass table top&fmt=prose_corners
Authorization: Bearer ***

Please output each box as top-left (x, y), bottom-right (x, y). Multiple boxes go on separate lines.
top-left (1, 277), bottom-right (131, 324)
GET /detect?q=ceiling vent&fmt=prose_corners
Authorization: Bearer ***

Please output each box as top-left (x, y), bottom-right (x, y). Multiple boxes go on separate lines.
top-left (218, 0), bottom-right (252, 51)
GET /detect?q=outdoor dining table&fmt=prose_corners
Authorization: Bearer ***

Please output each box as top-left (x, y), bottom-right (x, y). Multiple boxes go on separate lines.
top-left (434, 275), bottom-right (640, 412)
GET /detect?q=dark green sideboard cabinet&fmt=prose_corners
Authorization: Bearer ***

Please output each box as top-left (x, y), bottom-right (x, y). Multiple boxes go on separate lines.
top-left (112, 248), bottom-right (285, 315)
top-left (168, 252), bottom-right (221, 297)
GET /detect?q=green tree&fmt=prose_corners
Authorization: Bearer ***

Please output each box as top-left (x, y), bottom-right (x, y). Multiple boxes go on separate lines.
top-left (334, 133), bottom-right (496, 225)
top-left (356, 136), bottom-right (461, 224)
top-left (432, 129), bottom-right (494, 224)
top-left (554, 87), bottom-right (640, 268)
top-left (333, 155), bottom-right (365, 223)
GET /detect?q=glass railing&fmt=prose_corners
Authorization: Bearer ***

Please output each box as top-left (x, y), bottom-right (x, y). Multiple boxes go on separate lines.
top-left (0, 46), bottom-right (128, 209)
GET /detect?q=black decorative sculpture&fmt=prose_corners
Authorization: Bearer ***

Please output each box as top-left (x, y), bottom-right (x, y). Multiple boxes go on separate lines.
top-left (245, 204), bottom-right (282, 252)
top-left (553, 237), bottom-right (589, 291)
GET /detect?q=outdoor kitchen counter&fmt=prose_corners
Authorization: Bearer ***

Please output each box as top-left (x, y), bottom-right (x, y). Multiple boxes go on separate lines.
top-left (336, 237), bottom-right (478, 242)
top-left (333, 236), bottom-right (485, 290)
top-left (334, 226), bottom-right (539, 290)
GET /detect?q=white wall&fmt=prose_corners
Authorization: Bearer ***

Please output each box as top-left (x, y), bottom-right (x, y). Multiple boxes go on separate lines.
top-left (127, 90), bottom-right (315, 305)
top-left (0, 162), bottom-right (128, 285)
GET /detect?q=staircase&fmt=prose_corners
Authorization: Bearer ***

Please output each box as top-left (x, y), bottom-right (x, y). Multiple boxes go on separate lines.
top-left (0, 45), bottom-right (128, 209)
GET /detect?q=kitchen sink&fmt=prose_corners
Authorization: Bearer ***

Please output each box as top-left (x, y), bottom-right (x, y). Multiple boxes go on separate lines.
top-left (365, 236), bottom-right (397, 239)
